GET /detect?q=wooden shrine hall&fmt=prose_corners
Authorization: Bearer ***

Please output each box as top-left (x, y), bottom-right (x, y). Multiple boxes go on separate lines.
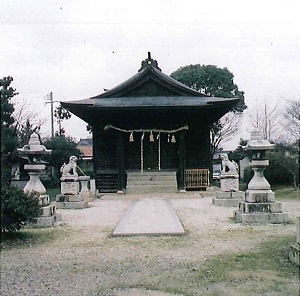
top-left (61, 53), bottom-right (239, 193)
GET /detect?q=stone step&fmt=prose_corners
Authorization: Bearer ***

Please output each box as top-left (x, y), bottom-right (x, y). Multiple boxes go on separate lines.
top-left (127, 176), bottom-right (176, 181)
top-left (126, 185), bottom-right (178, 194)
top-left (127, 179), bottom-right (177, 186)
top-left (127, 171), bottom-right (176, 176)
top-left (126, 171), bottom-right (177, 194)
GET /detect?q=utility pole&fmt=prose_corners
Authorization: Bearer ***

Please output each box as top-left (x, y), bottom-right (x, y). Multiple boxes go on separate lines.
top-left (50, 92), bottom-right (54, 138)
top-left (45, 92), bottom-right (58, 138)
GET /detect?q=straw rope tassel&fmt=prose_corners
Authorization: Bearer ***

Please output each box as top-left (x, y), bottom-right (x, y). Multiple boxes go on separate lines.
top-left (158, 132), bottom-right (161, 170)
top-left (140, 132), bottom-right (144, 173)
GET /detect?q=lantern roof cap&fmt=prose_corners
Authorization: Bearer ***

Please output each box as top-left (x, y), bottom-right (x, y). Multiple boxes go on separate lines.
top-left (245, 129), bottom-right (275, 151)
top-left (17, 132), bottom-right (52, 155)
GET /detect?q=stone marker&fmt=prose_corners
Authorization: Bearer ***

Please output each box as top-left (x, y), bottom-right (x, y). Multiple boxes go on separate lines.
top-left (90, 179), bottom-right (96, 197)
top-left (234, 129), bottom-right (288, 223)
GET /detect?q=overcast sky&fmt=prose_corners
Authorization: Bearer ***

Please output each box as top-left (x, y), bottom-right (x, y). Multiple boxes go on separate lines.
top-left (1, 0), bottom-right (299, 148)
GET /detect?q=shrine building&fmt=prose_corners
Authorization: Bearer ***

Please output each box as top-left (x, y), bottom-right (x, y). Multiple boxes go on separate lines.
top-left (61, 53), bottom-right (240, 194)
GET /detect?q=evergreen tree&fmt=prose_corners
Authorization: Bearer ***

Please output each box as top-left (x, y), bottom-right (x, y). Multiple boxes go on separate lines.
top-left (1, 76), bottom-right (18, 185)
top-left (43, 135), bottom-right (81, 181)
top-left (171, 65), bottom-right (247, 153)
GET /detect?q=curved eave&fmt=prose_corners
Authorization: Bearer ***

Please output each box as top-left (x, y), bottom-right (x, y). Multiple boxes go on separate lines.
top-left (61, 96), bottom-right (239, 110)
top-left (90, 66), bottom-right (208, 98)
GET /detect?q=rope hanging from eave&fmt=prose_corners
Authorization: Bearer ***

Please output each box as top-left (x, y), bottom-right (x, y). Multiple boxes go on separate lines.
top-left (104, 124), bottom-right (189, 133)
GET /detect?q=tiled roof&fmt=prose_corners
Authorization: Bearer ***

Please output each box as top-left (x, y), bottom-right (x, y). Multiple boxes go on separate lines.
top-left (77, 145), bottom-right (93, 158)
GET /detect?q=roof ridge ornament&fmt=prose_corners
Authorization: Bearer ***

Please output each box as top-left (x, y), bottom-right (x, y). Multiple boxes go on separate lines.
top-left (138, 52), bottom-right (162, 72)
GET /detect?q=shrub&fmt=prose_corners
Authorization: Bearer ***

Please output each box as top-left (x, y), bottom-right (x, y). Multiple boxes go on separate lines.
top-left (1, 186), bottom-right (41, 233)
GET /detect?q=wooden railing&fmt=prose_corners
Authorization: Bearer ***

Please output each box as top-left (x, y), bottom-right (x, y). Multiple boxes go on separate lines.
top-left (185, 169), bottom-right (210, 189)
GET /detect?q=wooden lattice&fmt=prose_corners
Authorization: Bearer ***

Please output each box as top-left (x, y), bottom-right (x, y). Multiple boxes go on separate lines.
top-left (185, 169), bottom-right (210, 189)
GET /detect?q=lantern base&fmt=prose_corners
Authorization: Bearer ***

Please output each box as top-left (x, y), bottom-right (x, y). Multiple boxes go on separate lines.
top-left (234, 210), bottom-right (288, 224)
top-left (245, 189), bottom-right (275, 203)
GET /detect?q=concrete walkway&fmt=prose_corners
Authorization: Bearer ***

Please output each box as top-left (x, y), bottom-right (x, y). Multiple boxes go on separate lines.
top-left (112, 198), bottom-right (185, 236)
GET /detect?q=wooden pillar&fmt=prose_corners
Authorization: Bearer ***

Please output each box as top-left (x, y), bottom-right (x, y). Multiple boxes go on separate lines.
top-left (178, 130), bottom-right (186, 192)
top-left (117, 132), bottom-right (125, 193)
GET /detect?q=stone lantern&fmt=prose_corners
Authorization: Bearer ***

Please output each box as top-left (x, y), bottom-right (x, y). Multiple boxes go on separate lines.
top-left (17, 133), bottom-right (52, 195)
top-left (17, 132), bottom-right (61, 226)
top-left (245, 129), bottom-right (275, 200)
top-left (234, 129), bottom-right (288, 223)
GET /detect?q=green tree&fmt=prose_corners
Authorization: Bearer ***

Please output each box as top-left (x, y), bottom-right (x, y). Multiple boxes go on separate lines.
top-left (1, 76), bottom-right (18, 185)
top-left (171, 64), bottom-right (247, 153)
top-left (265, 142), bottom-right (299, 189)
top-left (171, 64), bottom-right (246, 111)
top-left (54, 105), bottom-right (71, 137)
top-left (43, 135), bottom-right (81, 182)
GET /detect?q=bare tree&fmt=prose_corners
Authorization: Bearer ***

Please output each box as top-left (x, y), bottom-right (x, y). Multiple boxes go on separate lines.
top-left (282, 99), bottom-right (300, 143)
top-left (248, 100), bottom-right (282, 141)
top-left (210, 112), bottom-right (242, 155)
top-left (12, 98), bottom-right (46, 145)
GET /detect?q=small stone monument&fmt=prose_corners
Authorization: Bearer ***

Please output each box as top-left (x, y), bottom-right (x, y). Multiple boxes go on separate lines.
top-left (17, 133), bottom-right (62, 227)
top-left (212, 153), bottom-right (245, 206)
top-left (234, 129), bottom-right (288, 223)
top-left (289, 216), bottom-right (300, 265)
top-left (55, 156), bottom-right (89, 209)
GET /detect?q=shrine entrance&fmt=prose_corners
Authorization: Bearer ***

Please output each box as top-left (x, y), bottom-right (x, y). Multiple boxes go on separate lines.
top-left (144, 138), bottom-right (159, 171)
top-left (125, 131), bottom-right (179, 173)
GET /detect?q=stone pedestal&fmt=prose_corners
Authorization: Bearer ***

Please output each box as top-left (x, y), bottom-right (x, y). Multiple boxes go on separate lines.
top-left (213, 173), bottom-right (242, 206)
top-left (79, 176), bottom-right (93, 201)
top-left (213, 191), bottom-right (245, 207)
top-left (220, 174), bottom-right (239, 192)
top-left (32, 195), bottom-right (62, 227)
top-left (234, 189), bottom-right (288, 223)
top-left (244, 189), bottom-right (275, 203)
top-left (56, 178), bottom-right (89, 209)
top-left (56, 194), bottom-right (88, 209)
top-left (61, 180), bottom-right (80, 195)
top-left (289, 216), bottom-right (300, 265)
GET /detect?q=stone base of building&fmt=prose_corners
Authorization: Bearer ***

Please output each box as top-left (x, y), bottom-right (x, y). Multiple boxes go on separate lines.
top-left (234, 210), bottom-right (288, 224)
top-left (212, 191), bottom-right (245, 207)
top-left (289, 243), bottom-right (300, 265)
top-left (55, 194), bottom-right (89, 209)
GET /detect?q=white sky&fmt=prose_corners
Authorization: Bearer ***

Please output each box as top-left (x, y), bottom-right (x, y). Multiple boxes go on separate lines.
top-left (1, 0), bottom-right (300, 148)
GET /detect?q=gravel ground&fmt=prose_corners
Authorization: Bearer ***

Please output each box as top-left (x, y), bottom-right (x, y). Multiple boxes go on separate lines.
top-left (1, 192), bottom-right (299, 296)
